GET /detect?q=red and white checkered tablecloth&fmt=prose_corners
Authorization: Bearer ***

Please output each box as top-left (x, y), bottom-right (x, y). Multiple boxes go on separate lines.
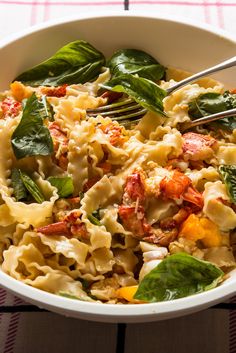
top-left (0, 1), bottom-right (236, 353)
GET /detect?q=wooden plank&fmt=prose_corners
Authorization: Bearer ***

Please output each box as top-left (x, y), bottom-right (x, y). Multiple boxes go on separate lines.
top-left (13, 313), bottom-right (117, 353)
top-left (125, 309), bottom-right (229, 353)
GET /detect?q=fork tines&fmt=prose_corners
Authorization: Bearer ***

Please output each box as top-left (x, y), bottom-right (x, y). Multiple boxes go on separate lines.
top-left (86, 98), bottom-right (147, 121)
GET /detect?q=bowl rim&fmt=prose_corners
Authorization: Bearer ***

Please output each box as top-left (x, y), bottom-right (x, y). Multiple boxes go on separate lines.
top-left (0, 10), bottom-right (236, 320)
top-left (0, 268), bottom-right (235, 319)
top-left (0, 10), bottom-right (235, 49)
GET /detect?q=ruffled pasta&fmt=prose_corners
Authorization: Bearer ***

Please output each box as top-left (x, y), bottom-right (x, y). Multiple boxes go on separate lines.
top-left (203, 181), bottom-right (236, 231)
top-left (0, 63), bottom-right (235, 304)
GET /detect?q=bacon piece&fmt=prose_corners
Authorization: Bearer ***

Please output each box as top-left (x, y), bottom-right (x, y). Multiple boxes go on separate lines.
top-left (182, 132), bottom-right (218, 161)
top-left (1, 97), bottom-right (21, 118)
top-left (40, 84), bottom-right (68, 97)
top-left (118, 205), bottom-right (150, 238)
top-left (99, 123), bottom-right (124, 146)
top-left (124, 171), bottom-right (146, 204)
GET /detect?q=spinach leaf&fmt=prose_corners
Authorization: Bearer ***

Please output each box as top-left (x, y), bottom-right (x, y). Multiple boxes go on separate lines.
top-left (100, 74), bottom-right (167, 115)
top-left (188, 91), bottom-right (236, 131)
top-left (14, 40), bottom-right (105, 87)
top-left (20, 171), bottom-right (45, 203)
top-left (134, 252), bottom-right (223, 302)
top-left (11, 168), bottom-right (27, 201)
top-left (47, 176), bottom-right (74, 198)
top-left (11, 93), bottom-right (54, 159)
top-left (108, 49), bottom-right (165, 82)
top-left (219, 165), bottom-right (236, 204)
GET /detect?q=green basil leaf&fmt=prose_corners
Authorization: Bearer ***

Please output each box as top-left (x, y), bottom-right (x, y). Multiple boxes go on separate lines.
top-left (14, 40), bottom-right (105, 87)
top-left (11, 168), bottom-right (28, 201)
top-left (20, 171), bottom-right (45, 203)
top-left (100, 74), bottom-right (167, 115)
top-left (134, 252), bottom-right (223, 302)
top-left (88, 213), bottom-right (101, 226)
top-left (188, 91), bottom-right (236, 131)
top-left (41, 95), bottom-right (54, 122)
top-left (188, 92), bottom-right (227, 118)
top-left (108, 49), bottom-right (165, 82)
top-left (11, 93), bottom-right (54, 159)
top-left (47, 176), bottom-right (74, 198)
top-left (219, 165), bottom-right (236, 204)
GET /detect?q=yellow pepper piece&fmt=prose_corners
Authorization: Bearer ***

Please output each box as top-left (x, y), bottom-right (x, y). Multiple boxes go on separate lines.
top-left (10, 81), bottom-right (32, 102)
top-left (179, 214), bottom-right (221, 248)
top-left (116, 285), bottom-right (138, 303)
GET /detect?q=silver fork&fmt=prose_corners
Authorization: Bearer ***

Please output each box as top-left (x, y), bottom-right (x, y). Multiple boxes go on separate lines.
top-left (87, 56), bottom-right (236, 127)
top-left (181, 108), bottom-right (236, 132)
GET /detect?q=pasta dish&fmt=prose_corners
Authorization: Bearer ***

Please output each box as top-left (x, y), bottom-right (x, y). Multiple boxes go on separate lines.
top-left (0, 40), bottom-right (235, 303)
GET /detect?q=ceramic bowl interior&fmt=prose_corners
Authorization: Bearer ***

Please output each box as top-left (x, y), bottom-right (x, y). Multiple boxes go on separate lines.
top-left (0, 12), bottom-right (236, 323)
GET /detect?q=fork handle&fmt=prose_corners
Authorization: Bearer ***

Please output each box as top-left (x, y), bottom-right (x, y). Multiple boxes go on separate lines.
top-left (166, 56), bottom-right (236, 94)
top-left (181, 108), bottom-right (236, 131)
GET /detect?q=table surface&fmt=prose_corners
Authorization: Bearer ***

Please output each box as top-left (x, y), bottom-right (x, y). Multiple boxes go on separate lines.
top-left (0, 1), bottom-right (236, 352)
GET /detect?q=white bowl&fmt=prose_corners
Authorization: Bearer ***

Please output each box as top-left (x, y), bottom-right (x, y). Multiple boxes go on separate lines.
top-left (0, 12), bottom-right (236, 323)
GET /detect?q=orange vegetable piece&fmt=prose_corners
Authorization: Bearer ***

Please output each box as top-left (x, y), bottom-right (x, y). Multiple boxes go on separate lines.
top-left (10, 81), bottom-right (32, 101)
top-left (179, 214), bottom-right (221, 247)
top-left (116, 285), bottom-right (139, 302)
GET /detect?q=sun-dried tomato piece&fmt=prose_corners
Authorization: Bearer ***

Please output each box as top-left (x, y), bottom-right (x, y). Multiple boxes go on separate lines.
top-left (41, 84), bottom-right (68, 98)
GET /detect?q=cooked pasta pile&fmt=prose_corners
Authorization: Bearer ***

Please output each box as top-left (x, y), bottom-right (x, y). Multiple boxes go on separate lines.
top-left (0, 42), bottom-right (236, 303)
